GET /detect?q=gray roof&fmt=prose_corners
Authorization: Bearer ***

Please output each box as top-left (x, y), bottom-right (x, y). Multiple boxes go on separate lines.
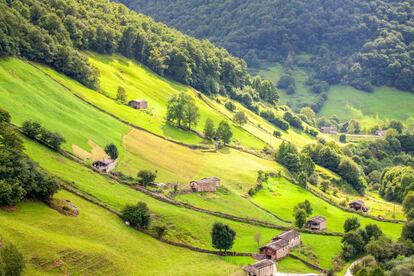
top-left (307, 215), bottom-right (326, 224)
top-left (93, 159), bottom-right (115, 165)
top-left (243, 259), bottom-right (274, 273)
top-left (130, 99), bottom-right (147, 103)
top-left (261, 239), bottom-right (288, 251)
top-left (191, 177), bottom-right (220, 185)
top-left (276, 229), bottom-right (300, 241)
top-left (349, 200), bottom-right (365, 205)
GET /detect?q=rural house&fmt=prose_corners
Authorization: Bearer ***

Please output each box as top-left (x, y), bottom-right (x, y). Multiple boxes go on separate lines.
top-left (273, 229), bottom-right (301, 248)
top-left (243, 259), bottom-right (275, 276)
top-left (349, 200), bottom-right (369, 212)
top-left (320, 126), bottom-right (338, 134)
top-left (189, 177), bottom-right (220, 192)
top-left (92, 159), bottom-right (116, 173)
top-left (305, 216), bottom-right (327, 231)
top-left (375, 130), bottom-right (387, 137)
top-left (128, 99), bottom-right (148, 109)
top-left (260, 239), bottom-right (289, 260)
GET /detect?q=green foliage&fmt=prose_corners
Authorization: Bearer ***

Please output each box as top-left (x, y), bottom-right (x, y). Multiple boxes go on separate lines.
top-left (341, 231), bottom-right (366, 261)
top-left (122, 201), bottom-right (151, 228)
top-left (203, 118), bottom-right (215, 140)
top-left (224, 101), bottom-right (236, 112)
top-left (260, 110), bottom-right (289, 131)
top-left (116, 86), bottom-right (127, 104)
top-left (0, 109), bottom-right (10, 124)
top-left (401, 220), bottom-right (414, 243)
top-left (154, 225), bottom-right (167, 239)
top-left (252, 77), bottom-right (279, 104)
top-left (380, 166), bottom-right (414, 202)
top-left (233, 111), bottom-right (247, 126)
top-left (295, 200), bottom-right (312, 216)
top-left (211, 222), bottom-right (236, 252)
top-left (339, 134), bottom-right (346, 143)
top-left (22, 120), bottom-right (66, 150)
top-left (344, 217), bottom-right (361, 233)
top-left (403, 192), bottom-right (414, 220)
top-left (105, 143), bottom-right (119, 160)
top-left (294, 208), bottom-right (307, 228)
top-left (216, 121), bottom-right (232, 145)
top-left (0, 243), bottom-right (24, 276)
top-left (277, 75), bottom-right (296, 90)
top-left (166, 93), bottom-right (200, 130)
top-left (137, 170), bottom-right (157, 187)
top-left (121, 0), bottom-right (414, 92)
top-left (276, 142), bottom-right (301, 173)
top-left (388, 120), bottom-right (404, 134)
top-left (283, 112), bottom-right (303, 130)
top-left (0, 123), bottom-right (59, 206)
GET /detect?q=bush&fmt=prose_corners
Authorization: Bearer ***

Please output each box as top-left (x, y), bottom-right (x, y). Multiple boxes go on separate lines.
top-left (21, 120), bottom-right (66, 150)
top-left (224, 101), bottom-right (236, 112)
top-left (137, 170), bottom-right (157, 187)
top-left (277, 75), bottom-right (296, 89)
top-left (0, 108), bottom-right (10, 123)
top-left (339, 134), bottom-right (347, 143)
top-left (105, 143), bottom-right (119, 160)
top-left (0, 243), bottom-right (25, 276)
top-left (122, 201), bottom-right (151, 228)
top-left (260, 110), bottom-right (289, 131)
top-left (211, 222), bottom-right (236, 252)
top-left (344, 217), bottom-right (361, 232)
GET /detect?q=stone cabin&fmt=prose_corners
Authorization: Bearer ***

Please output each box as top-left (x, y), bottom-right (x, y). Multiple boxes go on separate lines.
top-left (305, 215), bottom-right (327, 231)
top-left (243, 259), bottom-right (275, 276)
top-left (375, 130), bottom-right (387, 137)
top-left (128, 99), bottom-right (148, 109)
top-left (190, 177), bottom-right (220, 192)
top-left (349, 200), bottom-right (369, 212)
top-left (273, 229), bottom-right (301, 248)
top-left (260, 239), bottom-right (289, 261)
top-left (321, 126), bottom-right (338, 134)
top-left (92, 159), bottom-right (116, 173)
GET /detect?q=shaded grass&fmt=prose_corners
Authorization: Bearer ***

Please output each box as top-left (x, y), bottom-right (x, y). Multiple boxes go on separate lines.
top-left (0, 190), bottom-right (243, 276)
top-left (252, 177), bottom-right (403, 238)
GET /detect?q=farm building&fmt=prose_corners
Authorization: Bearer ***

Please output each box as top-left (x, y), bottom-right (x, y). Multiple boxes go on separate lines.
top-left (190, 177), bottom-right (220, 192)
top-left (243, 259), bottom-right (275, 276)
top-left (128, 99), bottom-right (148, 109)
top-left (320, 126), bottom-right (338, 134)
top-left (305, 216), bottom-right (327, 231)
top-left (349, 200), bottom-right (369, 212)
top-left (273, 229), bottom-right (301, 248)
top-left (92, 159), bottom-right (116, 173)
top-left (260, 239), bottom-right (289, 260)
top-left (375, 130), bottom-right (387, 137)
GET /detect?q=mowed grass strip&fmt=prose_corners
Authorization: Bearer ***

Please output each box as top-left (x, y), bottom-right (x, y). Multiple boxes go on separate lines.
top-left (0, 190), bottom-right (243, 276)
top-left (252, 177), bottom-right (403, 238)
top-left (23, 138), bottom-right (342, 269)
top-left (0, 58), bottom-right (129, 155)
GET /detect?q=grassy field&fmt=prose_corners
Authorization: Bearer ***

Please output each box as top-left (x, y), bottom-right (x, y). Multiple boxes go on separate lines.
top-left (22, 138), bottom-right (342, 270)
top-left (320, 85), bottom-right (414, 128)
top-left (0, 190), bottom-right (245, 276)
top-left (0, 58), bottom-right (129, 155)
top-left (252, 177), bottom-right (403, 238)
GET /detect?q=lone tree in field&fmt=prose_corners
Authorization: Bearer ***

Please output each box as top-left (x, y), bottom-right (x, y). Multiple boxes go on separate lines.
top-left (294, 208), bottom-right (307, 228)
top-left (122, 201), bottom-right (151, 229)
top-left (137, 170), bottom-right (157, 187)
top-left (344, 217), bottom-right (361, 232)
top-left (211, 222), bottom-right (236, 252)
top-left (105, 143), bottom-right (118, 160)
top-left (216, 121), bottom-right (233, 145)
top-left (116, 86), bottom-right (127, 104)
top-left (166, 92), bottom-right (200, 130)
top-left (204, 118), bottom-right (215, 140)
top-left (233, 111), bottom-right (248, 126)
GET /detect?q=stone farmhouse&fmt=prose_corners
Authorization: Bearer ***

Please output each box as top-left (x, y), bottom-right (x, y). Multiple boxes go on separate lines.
top-left (320, 126), bottom-right (338, 134)
top-left (272, 229), bottom-right (301, 248)
top-left (189, 177), bottom-right (220, 192)
top-left (375, 130), bottom-right (387, 137)
top-left (349, 200), bottom-right (369, 212)
top-left (305, 216), bottom-right (327, 231)
top-left (260, 239), bottom-right (289, 261)
top-left (92, 159), bottom-right (116, 173)
top-left (243, 259), bottom-right (275, 276)
top-left (128, 99), bottom-right (148, 109)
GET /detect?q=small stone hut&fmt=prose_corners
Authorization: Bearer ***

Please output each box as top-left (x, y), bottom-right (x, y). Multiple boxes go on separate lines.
top-left (321, 126), bottom-right (338, 134)
top-left (273, 229), bottom-right (301, 248)
top-left (92, 159), bottom-right (116, 173)
top-left (128, 99), bottom-right (148, 109)
top-left (259, 239), bottom-right (289, 261)
top-left (243, 259), bottom-right (275, 276)
top-left (305, 215), bottom-right (327, 231)
top-left (349, 200), bottom-right (369, 212)
top-left (189, 177), bottom-right (220, 192)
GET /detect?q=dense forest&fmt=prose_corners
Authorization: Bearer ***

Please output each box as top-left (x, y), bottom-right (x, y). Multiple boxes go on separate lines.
top-left (120, 0), bottom-right (414, 92)
top-left (0, 0), bottom-right (279, 103)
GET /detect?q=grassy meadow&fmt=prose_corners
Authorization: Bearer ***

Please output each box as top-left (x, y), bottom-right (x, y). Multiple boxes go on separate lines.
top-left (0, 190), bottom-right (244, 276)
top-left (22, 138), bottom-right (342, 270)
top-left (252, 177), bottom-right (403, 239)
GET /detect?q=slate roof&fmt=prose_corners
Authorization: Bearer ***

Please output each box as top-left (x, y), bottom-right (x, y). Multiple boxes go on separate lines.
top-left (191, 177), bottom-right (220, 184)
top-left (243, 259), bottom-right (274, 273)
top-left (308, 215), bottom-right (326, 224)
top-left (276, 229), bottom-right (300, 241)
top-left (261, 239), bottom-right (288, 251)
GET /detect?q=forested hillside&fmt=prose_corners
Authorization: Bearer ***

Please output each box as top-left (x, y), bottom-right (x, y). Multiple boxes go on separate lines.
top-left (119, 0), bottom-right (414, 92)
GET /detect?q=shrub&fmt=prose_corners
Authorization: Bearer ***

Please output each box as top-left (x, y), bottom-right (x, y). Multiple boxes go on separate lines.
top-left (105, 143), bottom-right (119, 160)
top-left (339, 134), bottom-right (347, 143)
top-left (204, 118), bottom-right (216, 140)
top-left (122, 201), bottom-right (151, 228)
top-left (344, 217), bottom-right (361, 232)
top-left (277, 75), bottom-right (295, 89)
top-left (137, 170), bottom-right (157, 187)
top-left (0, 243), bottom-right (25, 276)
top-left (224, 101), bottom-right (236, 112)
top-left (211, 222), bottom-right (236, 252)
top-left (0, 108), bottom-right (10, 123)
